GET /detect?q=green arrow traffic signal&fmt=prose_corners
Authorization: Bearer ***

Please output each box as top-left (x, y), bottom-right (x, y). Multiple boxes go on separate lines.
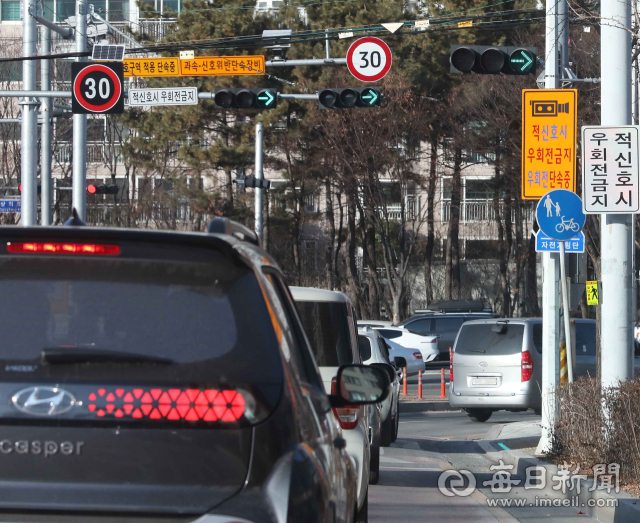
top-left (257, 89), bottom-right (276, 108)
top-left (360, 88), bottom-right (379, 106)
top-left (510, 50), bottom-right (534, 73)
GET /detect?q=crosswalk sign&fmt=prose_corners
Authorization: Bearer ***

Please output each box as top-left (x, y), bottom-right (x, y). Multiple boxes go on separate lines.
top-left (586, 281), bottom-right (599, 305)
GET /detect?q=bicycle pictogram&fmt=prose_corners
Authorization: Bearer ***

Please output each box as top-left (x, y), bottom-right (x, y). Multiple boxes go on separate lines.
top-left (555, 217), bottom-right (581, 233)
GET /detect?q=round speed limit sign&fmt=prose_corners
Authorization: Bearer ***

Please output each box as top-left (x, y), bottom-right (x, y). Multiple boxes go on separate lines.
top-left (346, 37), bottom-right (392, 82)
top-left (71, 62), bottom-right (125, 115)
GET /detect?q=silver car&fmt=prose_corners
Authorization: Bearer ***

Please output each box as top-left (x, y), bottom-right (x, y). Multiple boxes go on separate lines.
top-left (358, 327), bottom-right (401, 446)
top-left (448, 318), bottom-right (543, 422)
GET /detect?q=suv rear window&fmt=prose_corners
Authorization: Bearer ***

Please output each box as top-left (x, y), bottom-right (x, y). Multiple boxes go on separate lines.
top-left (434, 317), bottom-right (465, 332)
top-left (0, 248), bottom-right (282, 384)
top-left (455, 323), bottom-right (525, 355)
top-left (575, 322), bottom-right (596, 355)
top-left (296, 301), bottom-right (354, 366)
top-left (358, 336), bottom-right (372, 361)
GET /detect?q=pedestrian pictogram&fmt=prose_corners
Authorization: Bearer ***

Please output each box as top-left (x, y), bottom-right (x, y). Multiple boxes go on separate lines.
top-left (522, 89), bottom-right (577, 199)
top-left (346, 37), bottom-right (392, 82)
top-left (536, 189), bottom-right (585, 241)
top-left (72, 62), bottom-right (124, 115)
top-left (586, 281), bottom-right (599, 305)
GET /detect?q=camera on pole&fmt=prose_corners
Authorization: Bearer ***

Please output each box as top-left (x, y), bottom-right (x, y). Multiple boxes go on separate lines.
top-left (450, 45), bottom-right (537, 75)
top-left (214, 88), bottom-right (278, 109)
top-left (318, 87), bottom-right (382, 109)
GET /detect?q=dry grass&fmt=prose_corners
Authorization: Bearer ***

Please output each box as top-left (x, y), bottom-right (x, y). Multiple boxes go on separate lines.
top-left (554, 377), bottom-right (640, 486)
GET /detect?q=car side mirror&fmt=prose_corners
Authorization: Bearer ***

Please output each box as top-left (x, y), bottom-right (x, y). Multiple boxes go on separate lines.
top-left (394, 357), bottom-right (407, 368)
top-left (369, 362), bottom-right (396, 383)
top-left (329, 364), bottom-right (389, 408)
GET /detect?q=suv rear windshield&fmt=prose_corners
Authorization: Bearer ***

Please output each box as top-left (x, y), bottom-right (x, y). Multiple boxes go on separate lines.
top-left (456, 323), bottom-right (525, 355)
top-left (296, 301), bottom-right (354, 366)
top-left (0, 248), bottom-right (282, 384)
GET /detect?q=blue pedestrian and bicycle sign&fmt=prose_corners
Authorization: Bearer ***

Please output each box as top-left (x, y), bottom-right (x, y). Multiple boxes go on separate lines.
top-left (536, 189), bottom-right (585, 241)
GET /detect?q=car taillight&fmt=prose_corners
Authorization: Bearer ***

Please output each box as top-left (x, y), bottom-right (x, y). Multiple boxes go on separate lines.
top-left (522, 350), bottom-right (534, 382)
top-left (6, 242), bottom-right (120, 255)
top-left (331, 377), bottom-right (359, 430)
top-left (450, 352), bottom-right (454, 382)
top-left (413, 352), bottom-right (423, 360)
top-left (86, 387), bottom-right (246, 422)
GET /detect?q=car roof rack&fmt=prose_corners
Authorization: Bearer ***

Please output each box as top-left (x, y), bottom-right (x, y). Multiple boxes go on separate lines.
top-left (414, 300), bottom-right (493, 314)
top-left (207, 217), bottom-right (261, 247)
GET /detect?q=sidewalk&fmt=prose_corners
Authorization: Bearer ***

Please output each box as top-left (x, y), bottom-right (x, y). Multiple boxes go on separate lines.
top-left (481, 420), bottom-right (640, 523)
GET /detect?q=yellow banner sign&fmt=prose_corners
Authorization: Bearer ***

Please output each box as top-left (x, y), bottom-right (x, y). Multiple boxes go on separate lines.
top-left (457, 20), bottom-right (473, 28)
top-left (123, 56), bottom-right (265, 78)
top-left (521, 89), bottom-right (577, 199)
top-left (124, 58), bottom-right (180, 77)
top-left (586, 280), bottom-right (599, 305)
top-left (180, 56), bottom-right (265, 76)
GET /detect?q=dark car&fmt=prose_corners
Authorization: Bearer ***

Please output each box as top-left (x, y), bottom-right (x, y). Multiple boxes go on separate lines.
top-left (399, 312), bottom-right (497, 363)
top-left (0, 219), bottom-right (388, 523)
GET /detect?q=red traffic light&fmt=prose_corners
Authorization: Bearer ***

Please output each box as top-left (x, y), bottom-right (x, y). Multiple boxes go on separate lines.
top-left (18, 184), bottom-right (21, 192)
top-left (87, 183), bottom-right (119, 195)
top-left (87, 184), bottom-right (97, 194)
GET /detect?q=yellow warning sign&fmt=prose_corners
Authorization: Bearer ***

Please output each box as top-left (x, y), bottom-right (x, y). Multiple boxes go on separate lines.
top-left (522, 89), bottom-right (577, 200)
top-left (586, 280), bottom-right (599, 305)
top-left (457, 20), bottom-right (473, 28)
top-left (180, 56), bottom-right (265, 76)
top-left (123, 56), bottom-right (265, 78)
top-left (123, 58), bottom-right (180, 77)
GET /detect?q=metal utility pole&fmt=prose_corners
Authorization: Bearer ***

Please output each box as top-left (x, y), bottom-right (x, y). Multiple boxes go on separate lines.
top-left (72, 0), bottom-right (88, 221)
top-left (254, 122), bottom-right (264, 241)
top-left (600, 0), bottom-right (634, 387)
top-left (40, 25), bottom-right (52, 226)
top-left (21, 0), bottom-right (39, 226)
top-left (537, 0), bottom-right (561, 456)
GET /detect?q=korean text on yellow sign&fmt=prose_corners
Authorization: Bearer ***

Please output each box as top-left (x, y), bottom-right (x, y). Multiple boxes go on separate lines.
top-left (586, 280), bottom-right (599, 305)
top-left (180, 56), bottom-right (265, 76)
top-left (521, 89), bottom-right (577, 199)
top-left (123, 58), bottom-right (180, 78)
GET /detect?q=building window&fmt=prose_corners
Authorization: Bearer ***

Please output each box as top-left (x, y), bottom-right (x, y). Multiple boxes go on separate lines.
top-left (1, 1), bottom-right (21, 21)
top-left (465, 240), bottom-right (501, 260)
top-left (465, 179), bottom-right (493, 200)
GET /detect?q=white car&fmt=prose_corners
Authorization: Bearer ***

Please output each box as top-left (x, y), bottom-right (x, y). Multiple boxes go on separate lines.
top-left (291, 287), bottom-right (371, 522)
top-left (374, 326), bottom-right (440, 363)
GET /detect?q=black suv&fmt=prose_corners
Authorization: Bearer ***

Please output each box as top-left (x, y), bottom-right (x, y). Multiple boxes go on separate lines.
top-left (0, 219), bottom-right (387, 523)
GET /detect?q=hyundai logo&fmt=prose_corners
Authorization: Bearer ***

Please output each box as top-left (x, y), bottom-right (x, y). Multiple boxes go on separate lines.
top-left (479, 361), bottom-right (488, 367)
top-left (12, 387), bottom-right (76, 416)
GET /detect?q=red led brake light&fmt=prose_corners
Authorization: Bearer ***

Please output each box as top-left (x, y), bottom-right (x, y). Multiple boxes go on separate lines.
top-left (87, 387), bottom-right (246, 422)
top-left (7, 242), bottom-right (120, 255)
top-left (521, 350), bottom-right (534, 382)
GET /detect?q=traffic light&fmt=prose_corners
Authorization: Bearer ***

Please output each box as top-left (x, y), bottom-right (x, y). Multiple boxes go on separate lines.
top-left (450, 46), bottom-right (537, 75)
top-left (87, 183), bottom-right (119, 195)
top-left (214, 88), bottom-right (278, 109)
top-left (318, 87), bottom-right (382, 109)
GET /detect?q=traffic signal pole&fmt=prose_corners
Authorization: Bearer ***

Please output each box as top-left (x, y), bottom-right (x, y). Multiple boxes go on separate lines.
top-left (72, 0), bottom-right (88, 222)
top-left (20, 0), bottom-right (38, 226)
top-left (536, 0), bottom-right (561, 456)
top-left (600, 0), bottom-right (634, 388)
top-left (41, 25), bottom-right (53, 226)
top-left (254, 122), bottom-right (264, 242)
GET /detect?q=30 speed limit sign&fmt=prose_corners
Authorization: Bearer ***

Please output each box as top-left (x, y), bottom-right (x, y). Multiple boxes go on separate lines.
top-left (346, 37), bottom-right (392, 82)
top-left (72, 62), bottom-right (125, 114)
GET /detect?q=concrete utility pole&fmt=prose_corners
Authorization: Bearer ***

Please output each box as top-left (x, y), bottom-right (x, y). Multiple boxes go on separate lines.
top-left (40, 24), bottom-right (52, 226)
top-left (600, 0), bottom-right (634, 387)
top-left (72, 0), bottom-right (88, 221)
top-left (21, 0), bottom-right (39, 226)
top-left (537, 0), bottom-right (561, 456)
top-left (254, 122), bottom-right (264, 241)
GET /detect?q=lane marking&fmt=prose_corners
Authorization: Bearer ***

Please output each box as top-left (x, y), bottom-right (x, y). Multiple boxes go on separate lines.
top-left (497, 442), bottom-right (510, 450)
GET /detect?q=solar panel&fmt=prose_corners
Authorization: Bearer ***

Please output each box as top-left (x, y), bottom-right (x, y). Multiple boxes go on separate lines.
top-left (91, 45), bottom-right (125, 62)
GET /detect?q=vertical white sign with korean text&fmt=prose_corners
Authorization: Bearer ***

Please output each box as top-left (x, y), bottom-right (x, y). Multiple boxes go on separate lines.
top-left (582, 126), bottom-right (640, 213)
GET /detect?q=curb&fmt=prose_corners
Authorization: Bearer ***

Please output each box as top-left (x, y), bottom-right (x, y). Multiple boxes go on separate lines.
top-left (399, 400), bottom-right (460, 413)
top-left (499, 447), bottom-right (640, 523)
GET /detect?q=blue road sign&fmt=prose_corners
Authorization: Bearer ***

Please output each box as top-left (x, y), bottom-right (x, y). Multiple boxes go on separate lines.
top-left (0, 199), bottom-right (20, 213)
top-left (536, 189), bottom-right (585, 241)
top-left (535, 231), bottom-right (584, 253)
